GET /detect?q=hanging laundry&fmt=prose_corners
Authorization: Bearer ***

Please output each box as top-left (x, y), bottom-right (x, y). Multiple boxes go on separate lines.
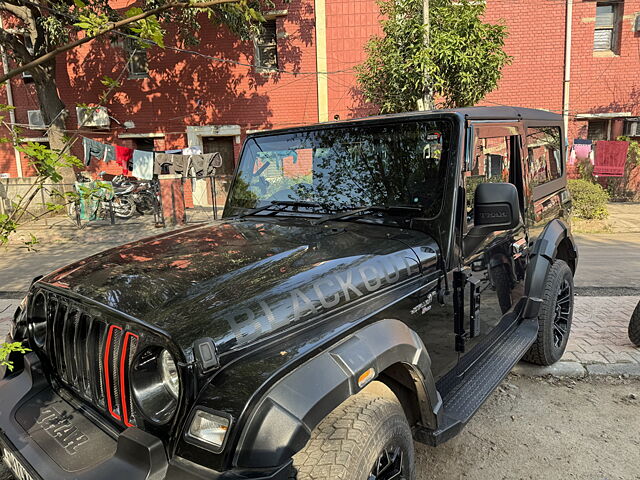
top-left (173, 155), bottom-right (191, 176)
top-left (569, 147), bottom-right (577, 166)
top-left (593, 140), bottom-right (628, 177)
top-left (132, 150), bottom-right (154, 180)
top-left (83, 137), bottom-right (107, 166)
top-left (154, 153), bottom-right (173, 175)
top-left (104, 144), bottom-right (116, 162)
top-left (182, 146), bottom-right (202, 155)
top-left (573, 139), bottom-right (592, 162)
top-left (115, 145), bottom-right (134, 175)
top-left (190, 152), bottom-right (223, 177)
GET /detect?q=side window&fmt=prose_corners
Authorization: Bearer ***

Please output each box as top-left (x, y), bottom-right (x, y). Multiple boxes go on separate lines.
top-left (465, 135), bottom-right (515, 225)
top-left (255, 19), bottom-right (278, 69)
top-left (526, 127), bottom-right (562, 188)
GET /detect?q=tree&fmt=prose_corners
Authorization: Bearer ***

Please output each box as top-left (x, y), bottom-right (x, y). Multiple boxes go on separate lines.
top-left (0, 0), bottom-right (263, 182)
top-left (356, 0), bottom-right (511, 113)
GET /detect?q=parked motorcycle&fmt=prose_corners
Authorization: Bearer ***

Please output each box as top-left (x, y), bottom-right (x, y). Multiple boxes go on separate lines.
top-left (110, 174), bottom-right (156, 217)
top-left (73, 172), bottom-right (135, 220)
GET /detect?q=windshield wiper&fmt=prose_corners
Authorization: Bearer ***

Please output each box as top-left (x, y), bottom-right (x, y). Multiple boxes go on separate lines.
top-left (312, 205), bottom-right (422, 225)
top-left (239, 200), bottom-right (325, 218)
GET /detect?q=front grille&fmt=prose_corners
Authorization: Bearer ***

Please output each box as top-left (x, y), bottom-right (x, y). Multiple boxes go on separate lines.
top-left (35, 290), bottom-right (140, 427)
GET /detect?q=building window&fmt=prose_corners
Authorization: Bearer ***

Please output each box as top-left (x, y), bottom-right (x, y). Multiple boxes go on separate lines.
top-left (134, 137), bottom-right (155, 151)
top-left (526, 127), bottom-right (563, 188)
top-left (254, 19), bottom-right (278, 69)
top-left (587, 120), bottom-right (609, 140)
top-left (624, 118), bottom-right (640, 137)
top-left (594, 2), bottom-right (621, 53)
top-left (124, 37), bottom-right (149, 78)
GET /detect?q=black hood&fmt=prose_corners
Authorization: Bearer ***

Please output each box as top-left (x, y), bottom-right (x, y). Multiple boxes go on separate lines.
top-left (41, 218), bottom-right (439, 354)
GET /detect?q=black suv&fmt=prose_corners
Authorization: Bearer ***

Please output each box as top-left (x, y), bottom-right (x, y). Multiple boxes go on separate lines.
top-left (1, 107), bottom-right (578, 480)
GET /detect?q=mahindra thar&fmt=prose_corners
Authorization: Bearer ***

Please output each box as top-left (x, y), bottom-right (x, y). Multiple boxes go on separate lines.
top-left (0, 107), bottom-right (578, 480)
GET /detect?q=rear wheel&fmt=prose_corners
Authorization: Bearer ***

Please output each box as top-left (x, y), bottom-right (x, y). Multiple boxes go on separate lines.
top-left (290, 382), bottom-right (414, 480)
top-left (629, 301), bottom-right (640, 347)
top-left (113, 196), bottom-right (135, 219)
top-left (523, 259), bottom-right (574, 366)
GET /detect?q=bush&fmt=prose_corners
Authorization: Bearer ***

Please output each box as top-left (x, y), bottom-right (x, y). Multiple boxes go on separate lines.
top-left (568, 179), bottom-right (610, 220)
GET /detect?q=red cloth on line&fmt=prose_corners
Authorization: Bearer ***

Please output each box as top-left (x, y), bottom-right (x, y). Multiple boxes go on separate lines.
top-left (115, 146), bottom-right (134, 175)
top-left (593, 141), bottom-right (628, 177)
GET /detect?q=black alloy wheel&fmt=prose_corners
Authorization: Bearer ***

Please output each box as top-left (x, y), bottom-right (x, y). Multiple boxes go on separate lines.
top-left (523, 259), bottom-right (574, 366)
top-left (369, 446), bottom-right (406, 480)
top-left (553, 279), bottom-right (572, 348)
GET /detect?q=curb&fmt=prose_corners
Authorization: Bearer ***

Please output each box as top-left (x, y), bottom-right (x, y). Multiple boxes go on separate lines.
top-left (513, 361), bottom-right (640, 378)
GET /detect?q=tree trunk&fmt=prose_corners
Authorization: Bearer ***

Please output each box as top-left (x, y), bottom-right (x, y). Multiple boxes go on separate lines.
top-left (32, 59), bottom-right (75, 186)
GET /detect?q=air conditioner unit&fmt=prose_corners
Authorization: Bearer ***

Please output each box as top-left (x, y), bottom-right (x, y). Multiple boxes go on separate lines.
top-left (76, 106), bottom-right (110, 128)
top-left (624, 119), bottom-right (640, 137)
top-left (27, 110), bottom-right (45, 129)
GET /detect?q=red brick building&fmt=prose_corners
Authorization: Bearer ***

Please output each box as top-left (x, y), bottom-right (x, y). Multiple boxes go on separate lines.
top-left (2, 0), bottom-right (639, 186)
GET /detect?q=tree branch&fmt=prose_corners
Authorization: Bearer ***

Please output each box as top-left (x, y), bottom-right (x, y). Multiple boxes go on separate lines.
top-left (0, 0), bottom-right (239, 84)
top-left (0, 2), bottom-right (31, 22)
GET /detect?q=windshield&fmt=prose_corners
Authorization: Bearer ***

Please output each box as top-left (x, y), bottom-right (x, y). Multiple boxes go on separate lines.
top-left (225, 119), bottom-right (453, 219)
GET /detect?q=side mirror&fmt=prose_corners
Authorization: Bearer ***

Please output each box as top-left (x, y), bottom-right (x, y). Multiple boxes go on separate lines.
top-left (473, 182), bottom-right (520, 231)
top-left (464, 182), bottom-right (521, 257)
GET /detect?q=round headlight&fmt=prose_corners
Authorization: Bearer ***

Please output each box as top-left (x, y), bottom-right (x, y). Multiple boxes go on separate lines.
top-left (131, 347), bottom-right (181, 424)
top-left (160, 349), bottom-right (179, 399)
top-left (28, 292), bottom-right (47, 348)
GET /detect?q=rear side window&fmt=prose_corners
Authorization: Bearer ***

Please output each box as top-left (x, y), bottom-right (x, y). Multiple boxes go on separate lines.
top-left (526, 127), bottom-right (563, 188)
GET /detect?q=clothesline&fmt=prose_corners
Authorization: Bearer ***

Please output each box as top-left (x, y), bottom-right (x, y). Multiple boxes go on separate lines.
top-left (81, 136), bottom-right (221, 180)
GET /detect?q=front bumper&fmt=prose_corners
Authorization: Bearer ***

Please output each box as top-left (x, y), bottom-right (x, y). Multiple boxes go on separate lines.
top-left (0, 354), bottom-right (289, 480)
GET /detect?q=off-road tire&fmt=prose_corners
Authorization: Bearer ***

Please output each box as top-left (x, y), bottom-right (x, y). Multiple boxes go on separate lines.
top-left (629, 300), bottom-right (640, 347)
top-left (289, 382), bottom-right (415, 480)
top-left (523, 259), bottom-right (574, 366)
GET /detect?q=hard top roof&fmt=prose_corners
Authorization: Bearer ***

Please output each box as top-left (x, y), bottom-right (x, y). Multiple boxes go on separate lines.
top-left (248, 106), bottom-right (562, 137)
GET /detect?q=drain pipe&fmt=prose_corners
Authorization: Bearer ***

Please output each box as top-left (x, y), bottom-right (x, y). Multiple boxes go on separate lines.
top-left (562, 0), bottom-right (574, 136)
top-left (0, 16), bottom-right (23, 177)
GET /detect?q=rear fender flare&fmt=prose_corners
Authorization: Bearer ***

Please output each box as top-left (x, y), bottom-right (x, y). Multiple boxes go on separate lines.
top-left (233, 319), bottom-right (440, 468)
top-left (523, 219), bottom-right (577, 319)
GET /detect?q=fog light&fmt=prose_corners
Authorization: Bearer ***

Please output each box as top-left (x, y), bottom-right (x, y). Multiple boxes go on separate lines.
top-left (188, 410), bottom-right (230, 450)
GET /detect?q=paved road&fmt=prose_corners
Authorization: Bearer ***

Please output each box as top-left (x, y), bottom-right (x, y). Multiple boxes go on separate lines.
top-left (574, 233), bottom-right (640, 290)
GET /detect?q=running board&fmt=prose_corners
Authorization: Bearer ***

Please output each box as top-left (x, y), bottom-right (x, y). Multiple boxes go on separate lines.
top-left (415, 317), bottom-right (538, 446)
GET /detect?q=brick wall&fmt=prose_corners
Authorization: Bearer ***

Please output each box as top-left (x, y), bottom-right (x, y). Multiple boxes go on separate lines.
top-left (1, 0), bottom-right (318, 177)
top-left (325, 0), bottom-right (381, 120)
top-left (3, 0), bottom-right (640, 179)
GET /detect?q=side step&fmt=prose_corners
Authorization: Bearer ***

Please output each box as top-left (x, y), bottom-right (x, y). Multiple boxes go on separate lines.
top-left (416, 317), bottom-right (538, 446)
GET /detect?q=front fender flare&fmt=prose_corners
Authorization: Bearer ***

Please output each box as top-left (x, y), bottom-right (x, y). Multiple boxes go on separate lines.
top-left (523, 219), bottom-right (577, 319)
top-left (233, 319), bottom-right (440, 468)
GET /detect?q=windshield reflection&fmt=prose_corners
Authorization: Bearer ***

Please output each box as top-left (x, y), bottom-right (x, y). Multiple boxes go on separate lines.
top-left (226, 119), bottom-right (453, 219)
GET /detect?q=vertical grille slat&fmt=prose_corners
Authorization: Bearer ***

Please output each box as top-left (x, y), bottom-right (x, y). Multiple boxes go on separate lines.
top-left (53, 302), bottom-right (68, 378)
top-left (93, 321), bottom-right (107, 408)
top-left (38, 291), bottom-right (143, 429)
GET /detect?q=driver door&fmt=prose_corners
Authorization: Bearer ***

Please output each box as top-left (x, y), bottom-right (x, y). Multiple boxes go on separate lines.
top-left (460, 123), bottom-right (528, 353)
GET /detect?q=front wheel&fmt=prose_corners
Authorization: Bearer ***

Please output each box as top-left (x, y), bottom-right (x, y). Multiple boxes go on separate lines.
top-left (523, 259), bottom-right (574, 366)
top-left (290, 382), bottom-right (414, 480)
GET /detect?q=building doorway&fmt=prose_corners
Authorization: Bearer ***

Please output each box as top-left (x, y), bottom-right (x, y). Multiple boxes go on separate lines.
top-left (201, 136), bottom-right (236, 211)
